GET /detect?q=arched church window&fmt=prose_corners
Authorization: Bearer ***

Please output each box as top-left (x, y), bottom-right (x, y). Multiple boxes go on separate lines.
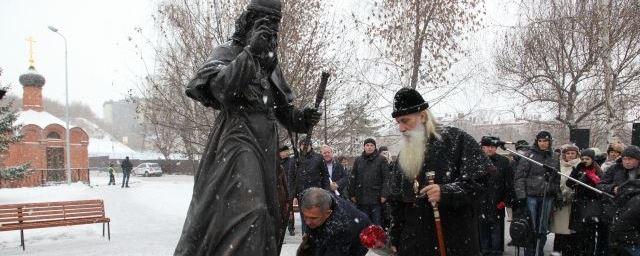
top-left (47, 131), bottom-right (61, 139)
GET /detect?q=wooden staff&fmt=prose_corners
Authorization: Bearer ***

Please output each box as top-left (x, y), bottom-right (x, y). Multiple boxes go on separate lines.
top-left (426, 171), bottom-right (446, 256)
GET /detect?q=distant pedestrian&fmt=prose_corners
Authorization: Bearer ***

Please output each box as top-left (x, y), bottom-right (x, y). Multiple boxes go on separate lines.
top-left (107, 163), bottom-right (116, 185)
top-left (121, 156), bottom-right (133, 188)
top-left (349, 138), bottom-right (389, 226)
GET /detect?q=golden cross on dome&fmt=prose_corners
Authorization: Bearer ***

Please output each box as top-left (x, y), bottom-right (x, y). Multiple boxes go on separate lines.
top-left (26, 36), bottom-right (36, 67)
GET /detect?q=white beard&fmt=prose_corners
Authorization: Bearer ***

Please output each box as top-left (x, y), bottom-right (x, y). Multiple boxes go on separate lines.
top-left (398, 123), bottom-right (426, 179)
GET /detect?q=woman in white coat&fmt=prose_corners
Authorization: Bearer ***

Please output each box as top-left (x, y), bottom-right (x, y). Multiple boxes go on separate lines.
top-left (551, 144), bottom-right (581, 255)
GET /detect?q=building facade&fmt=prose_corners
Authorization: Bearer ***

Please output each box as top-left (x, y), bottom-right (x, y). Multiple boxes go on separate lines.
top-left (0, 64), bottom-right (89, 188)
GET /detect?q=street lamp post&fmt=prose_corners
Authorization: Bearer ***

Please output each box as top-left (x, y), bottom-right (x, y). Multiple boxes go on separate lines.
top-left (48, 26), bottom-right (72, 185)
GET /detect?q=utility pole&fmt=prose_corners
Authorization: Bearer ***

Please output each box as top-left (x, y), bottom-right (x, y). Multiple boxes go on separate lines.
top-left (323, 98), bottom-right (327, 145)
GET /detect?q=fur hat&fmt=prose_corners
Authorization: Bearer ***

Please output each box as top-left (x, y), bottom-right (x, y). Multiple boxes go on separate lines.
top-left (363, 138), bottom-right (376, 147)
top-left (581, 148), bottom-right (596, 160)
top-left (391, 88), bottom-right (429, 118)
top-left (536, 131), bottom-right (552, 141)
top-left (607, 142), bottom-right (625, 154)
top-left (622, 145), bottom-right (640, 160)
top-left (480, 136), bottom-right (501, 147)
top-left (515, 140), bottom-right (530, 151)
top-left (298, 137), bottom-right (311, 146)
top-left (560, 144), bottom-right (580, 154)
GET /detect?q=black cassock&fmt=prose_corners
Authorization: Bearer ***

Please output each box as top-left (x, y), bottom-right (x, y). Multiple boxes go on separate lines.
top-left (174, 41), bottom-right (312, 256)
top-left (388, 126), bottom-right (491, 256)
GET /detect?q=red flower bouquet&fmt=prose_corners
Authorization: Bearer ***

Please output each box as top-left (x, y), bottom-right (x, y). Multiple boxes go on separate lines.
top-left (359, 225), bottom-right (396, 255)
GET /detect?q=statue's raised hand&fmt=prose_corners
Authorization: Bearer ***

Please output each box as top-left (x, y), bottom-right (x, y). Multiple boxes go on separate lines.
top-left (249, 17), bottom-right (277, 55)
top-left (303, 108), bottom-right (322, 127)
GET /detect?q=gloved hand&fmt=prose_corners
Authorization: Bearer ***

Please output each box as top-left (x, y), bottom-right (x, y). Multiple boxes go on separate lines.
top-left (303, 108), bottom-right (322, 127)
top-left (543, 165), bottom-right (557, 175)
top-left (584, 170), bottom-right (601, 185)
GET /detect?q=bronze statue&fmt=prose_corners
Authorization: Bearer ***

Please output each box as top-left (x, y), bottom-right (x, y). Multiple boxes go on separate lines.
top-left (174, 0), bottom-right (321, 255)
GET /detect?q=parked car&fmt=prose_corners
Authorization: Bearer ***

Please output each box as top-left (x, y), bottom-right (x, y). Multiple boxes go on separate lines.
top-left (132, 163), bottom-right (163, 177)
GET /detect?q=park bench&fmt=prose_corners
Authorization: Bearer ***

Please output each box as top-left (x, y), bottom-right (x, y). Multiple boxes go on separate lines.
top-left (0, 199), bottom-right (111, 250)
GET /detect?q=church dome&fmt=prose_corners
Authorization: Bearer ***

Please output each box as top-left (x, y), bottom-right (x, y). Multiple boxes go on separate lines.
top-left (19, 66), bottom-right (45, 87)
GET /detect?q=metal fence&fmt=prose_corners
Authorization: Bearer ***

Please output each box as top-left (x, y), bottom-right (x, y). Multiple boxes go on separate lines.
top-left (0, 168), bottom-right (90, 188)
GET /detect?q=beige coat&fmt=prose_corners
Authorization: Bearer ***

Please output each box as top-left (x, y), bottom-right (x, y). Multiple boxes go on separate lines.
top-left (551, 158), bottom-right (581, 234)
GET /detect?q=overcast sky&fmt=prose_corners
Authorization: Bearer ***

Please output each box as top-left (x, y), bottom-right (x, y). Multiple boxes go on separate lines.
top-left (0, 0), bottom-right (157, 117)
top-left (0, 0), bottom-right (519, 120)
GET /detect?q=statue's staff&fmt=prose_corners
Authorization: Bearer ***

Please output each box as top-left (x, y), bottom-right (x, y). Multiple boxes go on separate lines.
top-left (304, 71), bottom-right (330, 146)
top-left (289, 71), bottom-right (330, 161)
top-left (426, 171), bottom-right (446, 256)
top-left (291, 71), bottom-right (330, 256)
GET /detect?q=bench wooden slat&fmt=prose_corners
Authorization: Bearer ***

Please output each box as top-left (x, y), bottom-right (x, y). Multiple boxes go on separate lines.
top-left (0, 208), bottom-right (19, 215)
top-left (0, 209), bottom-right (64, 219)
top-left (57, 204), bottom-right (102, 211)
top-left (1, 207), bottom-right (104, 222)
top-left (18, 211), bottom-right (104, 222)
top-left (0, 200), bottom-right (103, 209)
top-left (0, 203), bottom-right (103, 216)
top-left (0, 217), bottom-right (110, 231)
top-left (21, 204), bottom-right (103, 212)
top-left (0, 217), bottom-right (20, 223)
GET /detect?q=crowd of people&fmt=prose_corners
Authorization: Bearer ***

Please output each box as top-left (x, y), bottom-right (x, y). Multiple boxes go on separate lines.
top-left (281, 88), bottom-right (640, 256)
top-left (171, 1), bottom-right (639, 255)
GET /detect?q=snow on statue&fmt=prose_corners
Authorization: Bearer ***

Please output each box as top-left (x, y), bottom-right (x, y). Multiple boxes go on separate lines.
top-left (173, 0), bottom-right (322, 255)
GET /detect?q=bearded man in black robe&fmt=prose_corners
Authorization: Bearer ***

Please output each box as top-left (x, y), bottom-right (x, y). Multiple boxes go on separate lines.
top-left (174, 0), bottom-right (321, 255)
top-left (388, 88), bottom-right (491, 256)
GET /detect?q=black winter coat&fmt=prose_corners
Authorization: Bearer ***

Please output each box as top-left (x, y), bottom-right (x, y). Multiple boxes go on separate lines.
top-left (388, 126), bottom-right (491, 256)
top-left (610, 180), bottom-right (640, 249)
top-left (597, 160), bottom-right (639, 224)
top-left (514, 146), bottom-right (560, 199)
top-left (567, 162), bottom-right (603, 227)
top-left (290, 150), bottom-right (330, 199)
top-left (121, 159), bottom-right (133, 173)
top-left (349, 150), bottom-right (390, 205)
top-left (597, 159), bottom-right (639, 194)
top-left (479, 154), bottom-right (512, 224)
top-left (281, 157), bottom-right (296, 199)
top-left (308, 197), bottom-right (371, 256)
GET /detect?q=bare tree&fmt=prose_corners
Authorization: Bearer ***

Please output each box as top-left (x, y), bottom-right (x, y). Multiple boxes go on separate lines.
top-left (597, 0), bottom-right (640, 141)
top-left (494, 0), bottom-right (640, 144)
top-left (140, 99), bottom-right (179, 160)
top-left (494, 0), bottom-right (602, 132)
top-left (363, 0), bottom-right (484, 89)
top-left (134, 0), bottom-right (365, 165)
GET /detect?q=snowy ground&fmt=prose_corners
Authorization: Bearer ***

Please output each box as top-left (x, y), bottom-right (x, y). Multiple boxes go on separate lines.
top-left (0, 172), bottom-right (552, 255)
